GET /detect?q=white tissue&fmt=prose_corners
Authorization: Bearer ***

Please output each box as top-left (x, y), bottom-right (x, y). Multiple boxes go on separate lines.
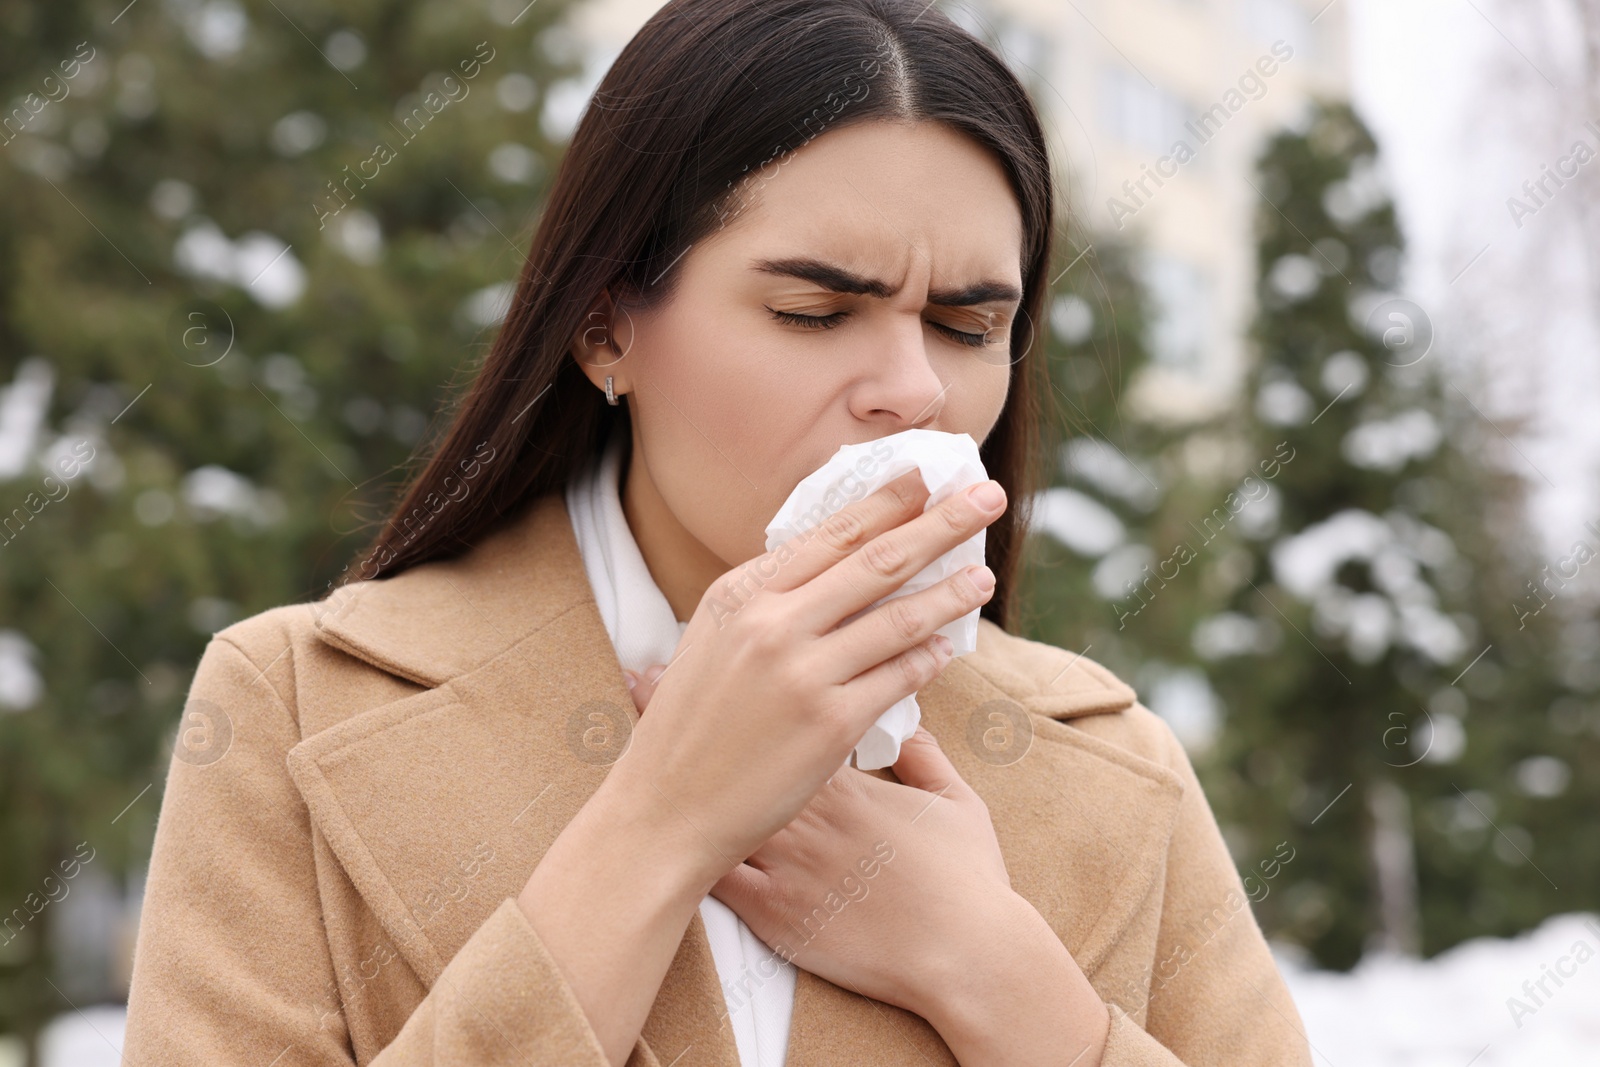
top-left (764, 428), bottom-right (991, 770)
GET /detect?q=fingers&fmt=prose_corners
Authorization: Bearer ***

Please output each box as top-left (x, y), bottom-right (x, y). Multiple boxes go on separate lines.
top-left (833, 634), bottom-right (952, 730)
top-left (624, 670), bottom-right (645, 714)
top-left (712, 468), bottom-right (929, 601)
top-left (890, 725), bottom-right (967, 799)
top-left (710, 861), bottom-right (773, 917)
top-left (792, 478), bottom-right (1005, 645)
top-left (624, 664), bottom-right (667, 715)
top-left (819, 558), bottom-right (995, 684)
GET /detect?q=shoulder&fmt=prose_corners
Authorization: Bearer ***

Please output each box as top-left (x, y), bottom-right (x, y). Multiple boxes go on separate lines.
top-left (212, 601), bottom-right (322, 672)
top-left (181, 601), bottom-right (322, 728)
top-left (195, 596), bottom-right (413, 740)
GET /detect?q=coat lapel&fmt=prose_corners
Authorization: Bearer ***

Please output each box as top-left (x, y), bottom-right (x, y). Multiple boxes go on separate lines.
top-left (781, 626), bottom-right (1185, 1065)
top-left (286, 490), bottom-right (1183, 1066)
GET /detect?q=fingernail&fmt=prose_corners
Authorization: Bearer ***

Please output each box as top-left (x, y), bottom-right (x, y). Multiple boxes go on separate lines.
top-left (969, 565), bottom-right (995, 592)
top-left (934, 634), bottom-right (954, 658)
top-left (969, 480), bottom-right (1004, 510)
top-left (624, 671), bottom-right (638, 690)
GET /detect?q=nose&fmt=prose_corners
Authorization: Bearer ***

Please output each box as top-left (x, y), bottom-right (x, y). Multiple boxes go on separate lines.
top-left (849, 319), bottom-right (949, 430)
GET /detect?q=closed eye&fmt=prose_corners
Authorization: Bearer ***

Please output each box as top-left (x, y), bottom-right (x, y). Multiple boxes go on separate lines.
top-left (764, 306), bottom-right (992, 348)
top-left (767, 307), bottom-right (848, 330)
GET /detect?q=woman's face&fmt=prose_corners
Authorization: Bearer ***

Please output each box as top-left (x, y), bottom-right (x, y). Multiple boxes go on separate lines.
top-left (575, 118), bottom-right (1025, 611)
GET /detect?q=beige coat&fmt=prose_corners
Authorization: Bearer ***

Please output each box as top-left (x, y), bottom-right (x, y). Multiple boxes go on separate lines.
top-left (122, 490), bottom-right (1314, 1066)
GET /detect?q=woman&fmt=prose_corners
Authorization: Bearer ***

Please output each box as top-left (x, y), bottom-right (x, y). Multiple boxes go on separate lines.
top-left (122, 0), bottom-right (1312, 1064)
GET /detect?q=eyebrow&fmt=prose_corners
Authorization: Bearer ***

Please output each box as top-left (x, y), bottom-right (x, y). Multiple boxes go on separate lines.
top-left (750, 256), bottom-right (1022, 307)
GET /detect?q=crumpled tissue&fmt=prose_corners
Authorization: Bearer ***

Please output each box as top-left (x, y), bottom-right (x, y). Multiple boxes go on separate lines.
top-left (764, 428), bottom-right (990, 770)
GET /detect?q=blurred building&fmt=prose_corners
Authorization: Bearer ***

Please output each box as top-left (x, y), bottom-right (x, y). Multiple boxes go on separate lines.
top-left (564, 0), bottom-right (1350, 421)
top-left (995, 0), bottom-right (1350, 421)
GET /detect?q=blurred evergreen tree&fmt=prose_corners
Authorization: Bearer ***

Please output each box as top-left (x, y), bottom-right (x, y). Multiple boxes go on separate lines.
top-left (0, 0), bottom-right (580, 1056)
top-left (1196, 99), bottom-right (1600, 969)
top-left (1020, 226), bottom-right (1205, 681)
top-left (3, 4), bottom-right (1594, 1058)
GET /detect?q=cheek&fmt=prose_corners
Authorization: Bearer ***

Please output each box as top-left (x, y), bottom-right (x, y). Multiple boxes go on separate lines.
top-left (624, 304), bottom-right (1011, 565)
top-left (941, 355), bottom-right (1010, 448)
top-left (629, 308), bottom-right (834, 565)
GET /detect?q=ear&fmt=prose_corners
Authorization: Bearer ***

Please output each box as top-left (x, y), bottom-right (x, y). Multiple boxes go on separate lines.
top-left (569, 287), bottom-right (633, 395)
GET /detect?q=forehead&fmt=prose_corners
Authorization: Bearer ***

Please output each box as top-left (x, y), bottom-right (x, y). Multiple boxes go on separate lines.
top-left (705, 119), bottom-right (1025, 288)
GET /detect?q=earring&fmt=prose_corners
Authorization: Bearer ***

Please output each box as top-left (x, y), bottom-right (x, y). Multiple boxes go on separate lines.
top-left (604, 376), bottom-right (619, 405)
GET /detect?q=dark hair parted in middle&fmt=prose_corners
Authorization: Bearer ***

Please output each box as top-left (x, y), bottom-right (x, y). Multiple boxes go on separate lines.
top-left (348, 0), bottom-right (1057, 633)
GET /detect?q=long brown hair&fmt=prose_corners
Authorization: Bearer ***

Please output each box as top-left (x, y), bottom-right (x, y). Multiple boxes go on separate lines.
top-left (341, 0), bottom-right (1057, 632)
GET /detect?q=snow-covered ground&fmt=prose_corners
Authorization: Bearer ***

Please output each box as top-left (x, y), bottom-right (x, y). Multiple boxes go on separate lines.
top-left (6, 913), bottom-right (1597, 1066)
top-left (0, 1005), bottom-right (124, 1067)
top-left (1280, 912), bottom-right (1600, 1066)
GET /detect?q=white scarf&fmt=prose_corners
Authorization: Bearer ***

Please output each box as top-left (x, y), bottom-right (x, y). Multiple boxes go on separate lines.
top-left (565, 423), bottom-right (797, 1066)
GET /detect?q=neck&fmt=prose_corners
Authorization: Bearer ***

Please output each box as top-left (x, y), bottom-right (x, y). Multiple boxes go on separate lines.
top-left (618, 425), bottom-right (730, 624)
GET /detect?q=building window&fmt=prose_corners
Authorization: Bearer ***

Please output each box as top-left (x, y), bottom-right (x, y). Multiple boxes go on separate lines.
top-left (1099, 66), bottom-right (1192, 158)
top-left (1139, 252), bottom-right (1211, 372)
top-left (1243, 0), bottom-right (1316, 60)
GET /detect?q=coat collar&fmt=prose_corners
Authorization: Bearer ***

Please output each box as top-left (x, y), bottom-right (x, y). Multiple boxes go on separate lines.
top-left (288, 491), bottom-right (1182, 1065)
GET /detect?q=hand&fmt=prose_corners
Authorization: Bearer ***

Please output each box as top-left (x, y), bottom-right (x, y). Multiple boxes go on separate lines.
top-left (625, 669), bottom-right (1015, 1023)
top-left (607, 469), bottom-right (1007, 896)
